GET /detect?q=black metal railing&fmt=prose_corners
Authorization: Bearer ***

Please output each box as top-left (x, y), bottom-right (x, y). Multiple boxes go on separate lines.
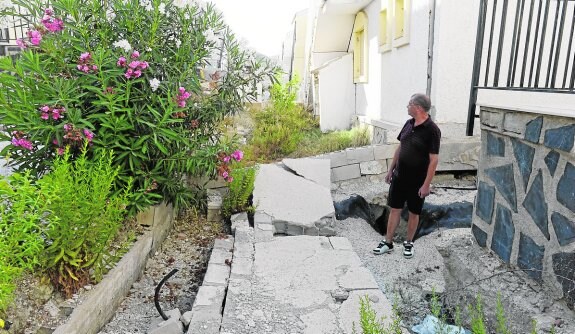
top-left (467, 0), bottom-right (575, 135)
top-left (0, 5), bottom-right (32, 56)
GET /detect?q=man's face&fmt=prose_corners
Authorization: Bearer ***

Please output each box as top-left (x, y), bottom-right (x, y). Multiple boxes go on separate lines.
top-left (407, 100), bottom-right (418, 117)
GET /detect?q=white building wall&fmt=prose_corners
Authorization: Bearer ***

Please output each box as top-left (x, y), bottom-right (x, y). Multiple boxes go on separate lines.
top-left (313, 52), bottom-right (347, 68)
top-left (379, 0), bottom-right (430, 126)
top-left (317, 54), bottom-right (355, 131)
top-left (355, 0), bottom-right (383, 120)
top-left (431, 0), bottom-right (479, 123)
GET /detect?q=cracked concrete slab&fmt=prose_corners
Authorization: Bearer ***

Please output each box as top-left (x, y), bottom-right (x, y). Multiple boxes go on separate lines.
top-left (282, 158), bottom-right (331, 188)
top-left (253, 164), bottom-right (335, 230)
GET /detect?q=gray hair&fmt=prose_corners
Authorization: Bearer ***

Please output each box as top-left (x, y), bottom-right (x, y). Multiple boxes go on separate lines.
top-left (410, 93), bottom-right (431, 112)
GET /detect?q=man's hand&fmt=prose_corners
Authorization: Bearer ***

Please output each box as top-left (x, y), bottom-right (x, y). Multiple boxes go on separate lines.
top-left (418, 184), bottom-right (431, 198)
top-left (385, 170), bottom-right (393, 184)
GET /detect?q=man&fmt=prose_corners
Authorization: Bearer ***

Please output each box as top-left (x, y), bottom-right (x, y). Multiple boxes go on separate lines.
top-left (373, 93), bottom-right (441, 259)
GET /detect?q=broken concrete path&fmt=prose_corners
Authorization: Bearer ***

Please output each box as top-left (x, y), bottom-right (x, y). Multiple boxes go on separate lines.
top-left (253, 160), bottom-right (335, 235)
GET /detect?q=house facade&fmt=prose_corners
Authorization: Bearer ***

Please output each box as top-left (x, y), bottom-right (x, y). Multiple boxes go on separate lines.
top-left (282, 0), bottom-right (480, 135)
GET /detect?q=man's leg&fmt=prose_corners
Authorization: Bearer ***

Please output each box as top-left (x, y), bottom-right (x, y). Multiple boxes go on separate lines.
top-left (386, 208), bottom-right (402, 241)
top-left (406, 211), bottom-right (420, 242)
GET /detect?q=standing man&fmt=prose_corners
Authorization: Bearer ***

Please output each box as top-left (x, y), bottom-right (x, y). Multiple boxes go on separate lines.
top-left (373, 93), bottom-right (441, 258)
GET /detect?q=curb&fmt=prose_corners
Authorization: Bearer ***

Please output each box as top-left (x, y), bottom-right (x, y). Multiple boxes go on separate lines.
top-left (53, 202), bottom-right (175, 334)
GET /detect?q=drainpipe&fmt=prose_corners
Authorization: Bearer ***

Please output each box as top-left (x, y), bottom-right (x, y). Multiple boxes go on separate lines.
top-left (426, 0), bottom-right (436, 102)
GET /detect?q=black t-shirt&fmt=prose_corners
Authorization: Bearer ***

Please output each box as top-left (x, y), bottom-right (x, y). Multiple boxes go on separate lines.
top-left (395, 117), bottom-right (441, 183)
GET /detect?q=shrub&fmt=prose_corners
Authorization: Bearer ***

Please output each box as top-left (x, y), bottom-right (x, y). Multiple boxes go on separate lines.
top-left (221, 165), bottom-right (257, 218)
top-left (38, 146), bottom-right (130, 295)
top-left (0, 172), bottom-right (48, 310)
top-left (0, 0), bottom-right (277, 212)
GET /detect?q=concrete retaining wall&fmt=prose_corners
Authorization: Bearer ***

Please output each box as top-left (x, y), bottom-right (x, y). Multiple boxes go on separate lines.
top-left (53, 202), bottom-right (176, 334)
top-left (315, 139), bottom-right (480, 183)
top-left (471, 107), bottom-right (575, 309)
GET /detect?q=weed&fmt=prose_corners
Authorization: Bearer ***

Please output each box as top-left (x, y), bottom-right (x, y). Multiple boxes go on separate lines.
top-left (222, 166), bottom-right (258, 218)
top-left (495, 293), bottom-right (512, 334)
top-left (469, 294), bottom-right (487, 334)
top-left (357, 295), bottom-right (386, 334)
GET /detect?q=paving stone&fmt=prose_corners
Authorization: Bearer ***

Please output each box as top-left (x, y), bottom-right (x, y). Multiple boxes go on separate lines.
top-left (186, 310), bottom-right (221, 334)
top-left (476, 181), bottom-right (495, 224)
top-left (194, 286), bottom-right (226, 308)
top-left (522, 170), bottom-right (549, 239)
top-left (233, 242), bottom-right (254, 259)
top-left (338, 266), bottom-right (379, 290)
top-left (491, 204), bottom-right (515, 263)
top-left (282, 158), bottom-right (331, 188)
top-left (517, 233), bottom-right (545, 281)
top-left (544, 124), bottom-right (575, 152)
top-left (511, 138), bottom-right (535, 191)
top-left (203, 264), bottom-right (230, 286)
top-left (332, 164), bottom-right (361, 182)
top-left (213, 237), bottom-right (234, 251)
top-left (149, 316), bottom-right (184, 334)
top-left (525, 116), bottom-right (543, 143)
top-left (230, 256), bottom-right (253, 278)
top-left (485, 164), bottom-right (517, 212)
top-left (329, 237), bottom-right (353, 251)
top-left (208, 247), bottom-right (233, 266)
top-left (487, 132), bottom-right (505, 157)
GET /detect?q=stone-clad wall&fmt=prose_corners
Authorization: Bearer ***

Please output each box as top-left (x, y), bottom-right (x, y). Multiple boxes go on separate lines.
top-left (472, 107), bottom-right (575, 309)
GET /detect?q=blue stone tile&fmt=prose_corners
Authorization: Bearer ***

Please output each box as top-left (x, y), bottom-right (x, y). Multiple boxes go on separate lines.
top-left (544, 124), bottom-right (575, 152)
top-left (545, 150), bottom-right (560, 177)
top-left (511, 138), bottom-right (535, 191)
top-left (472, 224), bottom-right (488, 247)
top-left (487, 132), bottom-right (505, 157)
top-left (517, 233), bottom-right (544, 281)
top-left (491, 204), bottom-right (515, 263)
top-left (522, 170), bottom-right (549, 239)
top-left (551, 212), bottom-right (575, 246)
top-left (476, 181), bottom-right (495, 223)
top-left (525, 116), bottom-right (543, 143)
top-left (557, 162), bottom-right (575, 214)
top-left (485, 164), bottom-right (518, 212)
top-left (552, 252), bottom-right (575, 309)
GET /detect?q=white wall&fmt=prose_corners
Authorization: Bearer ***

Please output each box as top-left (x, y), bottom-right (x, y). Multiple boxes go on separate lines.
top-left (313, 52), bottom-right (348, 68)
top-left (431, 0), bottom-right (479, 123)
top-left (378, 0), bottom-right (430, 126)
top-left (317, 54), bottom-right (356, 131)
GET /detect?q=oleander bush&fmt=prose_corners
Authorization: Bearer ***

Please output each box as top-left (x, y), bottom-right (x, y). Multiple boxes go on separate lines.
top-left (0, 0), bottom-right (277, 212)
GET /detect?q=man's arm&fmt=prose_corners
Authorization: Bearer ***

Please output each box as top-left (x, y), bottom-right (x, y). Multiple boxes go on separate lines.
top-left (385, 144), bottom-right (401, 184)
top-left (418, 153), bottom-right (439, 198)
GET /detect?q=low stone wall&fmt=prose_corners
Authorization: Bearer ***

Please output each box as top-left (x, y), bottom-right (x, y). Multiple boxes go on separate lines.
top-left (53, 202), bottom-right (175, 334)
top-left (471, 107), bottom-right (575, 309)
top-left (315, 139), bottom-right (480, 183)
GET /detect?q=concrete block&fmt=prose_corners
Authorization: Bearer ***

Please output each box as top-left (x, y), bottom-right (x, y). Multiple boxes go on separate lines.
top-left (346, 147), bottom-right (375, 164)
top-left (206, 208), bottom-right (222, 223)
top-left (231, 219), bottom-right (248, 234)
top-left (437, 140), bottom-right (480, 171)
top-left (503, 112), bottom-right (536, 136)
top-left (193, 285), bottom-right (226, 308)
top-left (319, 227), bottom-right (337, 236)
top-left (136, 205), bottom-right (155, 226)
top-left (304, 226), bottom-right (319, 236)
top-left (325, 151), bottom-right (348, 168)
top-left (206, 176), bottom-right (227, 189)
top-left (329, 237), bottom-right (353, 251)
top-left (153, 202), bottom-right (172, 227)
top-left (149, 316), bottom-right (184, 334)
top-left (203, 264), bottom-right (230, 286)
top-left (208, 247), bottom-right (233, 266)
top-left (233, 242), bottom-right (254, 259)
top-left (230, 256), bottom-right (253, 278)
top-left (234, 226), bottom-right (254, 244)
top-left (481, 108), bottom-right (503, 129)
top-left (231, 212), bottom-right (248, 223)
top-left (360, 160), bottom-right (385, 175)
top-left (213, 236), bottom-right (234, 251)
top-left (186, 309), bottom-right (222, 334)
top-left (254, 211), bottom-right (272, 224)
top-left (374, 144), bottom-right (398, 160)
top-left (286, 224), bottom-right (304, 236)
top-left (332, 164), bottom-right (361, 182)
top-left (255, 223), bottom-right (274, 242)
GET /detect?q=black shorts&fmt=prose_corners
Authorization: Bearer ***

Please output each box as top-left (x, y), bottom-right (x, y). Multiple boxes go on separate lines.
top-left (387, 173), bottom-right (425, 215)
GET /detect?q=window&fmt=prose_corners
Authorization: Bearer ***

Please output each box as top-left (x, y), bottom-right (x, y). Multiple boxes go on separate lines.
top-left (353, 11), bottom-right (368, 83)
top-left (393, 0), bottom-right (410, 47)
top-left (379, 8), bottom-right (390, 52)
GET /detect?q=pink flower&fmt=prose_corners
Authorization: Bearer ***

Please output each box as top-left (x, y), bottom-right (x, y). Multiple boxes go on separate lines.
top-left (52, 139), bottom-right (59, 145)
top-left (40, 105), bottom-right (50, 113)
top-left (57, 147), bottom-right (65, 155)
top-left (221, 171), bottom-right (229, 179)
top-left (231, 150), bottom-right (244, 161)
top-left (12, 138), bottom-right (33, 150)
top-left (133, 70), bottom-right (142, 78)
top-left (117, 56), bottom-right (127, 67)
top-left (222, 155), bottom-right (231, 163)
top-left (44, 7), bottom-right (54, 16)
top-left (80, 52), bottom-right (91, 61)
top-left (64, 124), bottom-right (72, 132)
top-left (128, 60), bottom-right (141, 69)
top-left (16, 39), bottom-right (27, 49)
top-left (125, 69), bottom-right (134, 78)
top-left (227, 176), bottom-right (234, 183)
top-left (175, 87), bottom-right (192, 107)
top-left (41, 113), bottom-right (49, 120)
top-left (92, 65), bottom-right (98, 71)
top-left (83, 129), bottom-right (94, 141)
top-left (139, 61), bottom-right (149, 70)
top-left (131, 50), bottom-right (140, 59)
top-left (28, 31), bottom-right (42, 45)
